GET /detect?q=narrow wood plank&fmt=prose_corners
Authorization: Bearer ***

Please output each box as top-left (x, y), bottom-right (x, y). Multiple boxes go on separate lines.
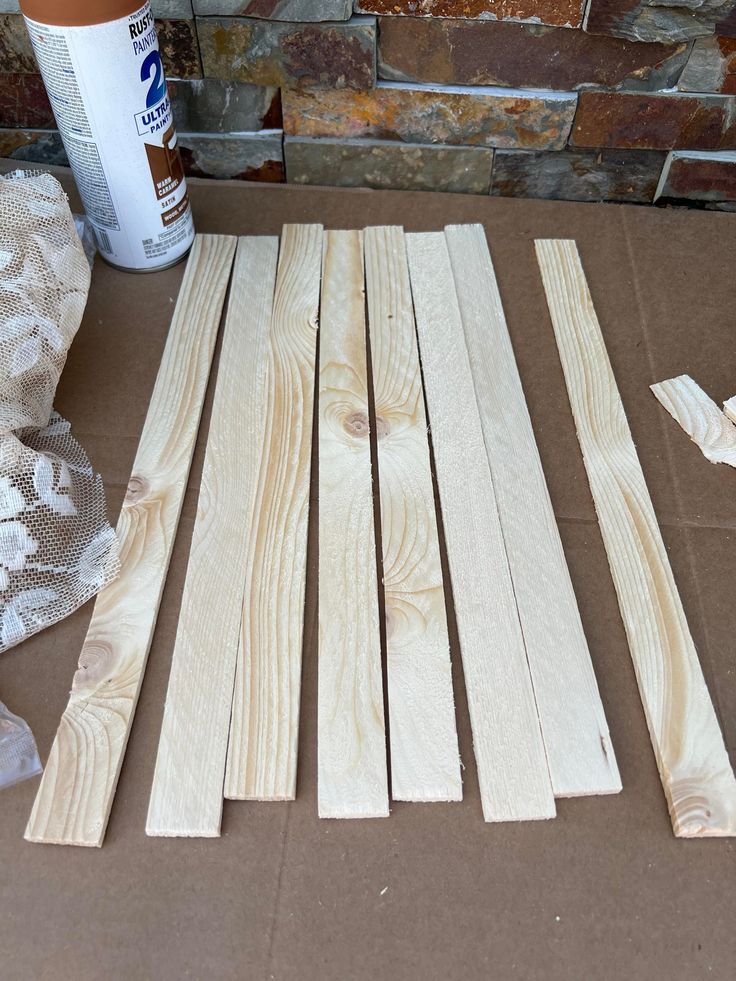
top-left (444, 223), bottom-right (620, 799)
top-left (146, 236), bottom-right (279, 837)
top-left (317, 229), bottom-right (389, 819)
top-left (406, 231), bottom-right (555, 823)
top-left (651, 374), bottom-right (736, 468)
top-left (225, 224), bottom-right (322, 801)
top-left (364, 225), bottom-right (461, 803)
top-left (536, 239), bottom-right (736, 838)
top-left (723, 395), bottom-right (736, 425)
top-left (25, 234), bottom-right (237, 847)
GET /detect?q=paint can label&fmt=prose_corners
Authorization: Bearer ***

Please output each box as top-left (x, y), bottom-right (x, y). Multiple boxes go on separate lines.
top-left (24, 1), bottom-right (194, 271)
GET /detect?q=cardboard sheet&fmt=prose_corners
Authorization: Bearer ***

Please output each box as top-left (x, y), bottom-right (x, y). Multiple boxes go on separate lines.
top-left (1, 161), bottom-right (735, 980)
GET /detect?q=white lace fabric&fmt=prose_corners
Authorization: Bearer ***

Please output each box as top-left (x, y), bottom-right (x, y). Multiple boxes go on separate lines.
top-left (0, 170), bottom-right (119, 652)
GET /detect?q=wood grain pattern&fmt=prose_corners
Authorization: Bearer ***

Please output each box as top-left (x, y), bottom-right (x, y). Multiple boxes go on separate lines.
top-left (651, 374), bottom-right (736, 468)
top-left (445, 223), bottom-right (620, 799)
top-left (536, 238), bottom-right (736, 838)
top-left (25, 234), bottom-right (237, 847)
top-left (146, 236), bottom-right (278, 837)
top-left (317, 229), bottom-right (389, 819)
top-left (364, 225), bottom-right (461, 803)
top-left (406, 231), bottom-right (555, 823)
top-left (723, 395), bottom-right (736, 425)
top-left (225, 224), bottom-right (322, 801)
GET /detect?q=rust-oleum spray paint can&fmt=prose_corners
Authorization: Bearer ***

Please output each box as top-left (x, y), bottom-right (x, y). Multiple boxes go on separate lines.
top-left (19, 0), bottom-right (194, 272)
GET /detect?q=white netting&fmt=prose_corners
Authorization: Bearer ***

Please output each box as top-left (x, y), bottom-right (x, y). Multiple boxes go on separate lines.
top-left (0, 170), bottom-right (119, 652)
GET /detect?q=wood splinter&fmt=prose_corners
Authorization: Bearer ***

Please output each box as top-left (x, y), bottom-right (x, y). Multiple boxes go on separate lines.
top-left (651, 374), bottom-right (736, 469)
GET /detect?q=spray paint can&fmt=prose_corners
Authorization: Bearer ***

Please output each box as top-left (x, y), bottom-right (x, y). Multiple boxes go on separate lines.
top-left (19, 0), bottom-right (194, 272)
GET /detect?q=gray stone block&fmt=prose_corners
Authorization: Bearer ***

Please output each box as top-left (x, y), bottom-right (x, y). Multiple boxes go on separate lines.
top-left (0, 128), bottom-right (68, 166)
top-left (192, 0), bottom-right (352, 18)
top-left (655, 149), bottom-right (736, 203)
top-left (152, 0), bottom-right (194, 16)
top-left (678, 36), bottom-right (736, 94)
top-left (0, 14), bottom-right (36, 73)
top-left (491, 148), bottom-right (666, 203)
top-left (177, 129), bottom-right (285, 180)
top-left (284, 134), bottom-right (493, 192)
top-left (283, 82), bottom-right (578, 151)
top-left (197, 15), bottom-right (376, 88)
top-left (169, 78), bottom-right (281, 132)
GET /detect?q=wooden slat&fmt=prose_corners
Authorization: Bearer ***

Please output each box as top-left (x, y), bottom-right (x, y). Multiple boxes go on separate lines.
top-left (225, 224), bottom-right (322, 801)
top-left (146, 236), bottom-right (278, 837)
top-left (651, 374), bottom-right (736, 468)
top-left (406, 231), bottom-right (555, 823)
top-left (317, 229), bottom-right (389, 819)
top-left (25, 234), bottom-right (237, 847)
top-left (364, 225), bottom-right (461, 803)
top-left (444, 223), bottom-right (620, 798)
top-left (536, 238), bottom-right (736, 838)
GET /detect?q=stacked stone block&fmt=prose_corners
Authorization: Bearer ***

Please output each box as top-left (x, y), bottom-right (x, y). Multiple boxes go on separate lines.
top-left (1, 0), bottom-right (735, 205)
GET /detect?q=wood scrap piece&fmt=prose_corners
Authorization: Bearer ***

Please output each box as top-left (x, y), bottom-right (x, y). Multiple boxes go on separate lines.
top-left (225, 224), bottom-right (322, 801)
top-left (651, 374), bottom-right (736, 468)
top-left (536, 238), bottom-right (736, 838)
top-left (25, 234), bottom-right (237, 847)
top-left (364, 225), bottom-right (461, 803)
top-left (723, 396), bottom-right (736, 425)
top-left (444, 223), bottom-right (620, 799)
top-left (317, 229), bottom-right (389, 819)
top-left (406, 231), bottom-right (555, 823)
top-left (146, 235), bottom-right (279, 837)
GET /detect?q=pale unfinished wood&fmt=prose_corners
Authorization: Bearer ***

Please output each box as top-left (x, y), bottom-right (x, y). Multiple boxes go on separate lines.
top-left (445, 223), bottom-right (620, 799)
top-left (25, 234), bottom-right (237, 847)
top-left (406, 231), bottom-right (555, 823)
top-left (536, 238), bottom-right (736, 838)
top-left (651, 374), bottom-right (736, 468)
top-left (225, 224), bottom-right (322, 800)
top-left (146, 236), bottom-right (279, 837)
top-left (364, 225), bottom-right (461, 803)
top-left (317, 229), bottom-right (389, 819)
top-left (723, 396), bottom-right (736, 425)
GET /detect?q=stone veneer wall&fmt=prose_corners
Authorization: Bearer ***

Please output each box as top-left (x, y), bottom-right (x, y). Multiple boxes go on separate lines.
top-left (1, 0), bottom-right (736, 207)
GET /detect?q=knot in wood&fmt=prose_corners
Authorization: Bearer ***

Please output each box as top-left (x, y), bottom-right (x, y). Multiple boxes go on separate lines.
top-left (125, 474), bottom-right (150, 505)
top-left (344, 411), bottom-right (370, 438)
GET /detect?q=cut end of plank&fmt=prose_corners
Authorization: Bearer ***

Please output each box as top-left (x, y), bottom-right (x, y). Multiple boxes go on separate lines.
top-left (481, 801), bottom-right (557, 823)
top-left (224, 793), bottom-right (295, 802)
top-left (651, 374), bottom-right (736, 469)
top-left (670, 772), bottom-right (736, 838)
top-left (318, 806), bottom-right (390, 820)
top-left (391, 788), bottom-right (463, 804)
top-left (24, 831), bottom-right (103, 848)
top-left (145, 827), bottom-right (222, 839)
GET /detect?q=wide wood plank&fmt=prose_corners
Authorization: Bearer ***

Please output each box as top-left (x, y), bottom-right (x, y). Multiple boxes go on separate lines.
top-left (651, 374), bottom-right (736, 468)
top-left (317, 229), bottom-right (389, 819)
top-left (225, 224), bottom-right (322, 801)
top-left (146, 236), bottom-right (278, 837)
top-left (444, 223), bottom-right (620, 799)
top-left (25, 234), bottom-right (237, 847)
top-left (536, 238), bottom-right (736, 837)
top-left (364, 225), bottom-right (461, 803)
top-left (406, 231), bottom-right (555, 823)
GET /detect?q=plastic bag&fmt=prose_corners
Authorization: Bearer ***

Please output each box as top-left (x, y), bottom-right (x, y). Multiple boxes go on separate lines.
top-left (73, 213), bottom-right (98, 268)
top-left (0, 700), bottom-right (42, 791)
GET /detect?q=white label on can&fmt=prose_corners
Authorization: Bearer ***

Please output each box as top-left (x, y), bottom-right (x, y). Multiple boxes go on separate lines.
top-left (25, 2), bottom-right (194, 271)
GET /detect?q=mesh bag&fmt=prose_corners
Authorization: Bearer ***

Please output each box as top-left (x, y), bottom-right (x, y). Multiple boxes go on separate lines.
top-left (0, 170), bottom-right (119, 652)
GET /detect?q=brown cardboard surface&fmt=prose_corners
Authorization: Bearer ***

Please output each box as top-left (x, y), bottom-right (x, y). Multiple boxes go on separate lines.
top-left (1, 162), bottom-right (735, 981)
